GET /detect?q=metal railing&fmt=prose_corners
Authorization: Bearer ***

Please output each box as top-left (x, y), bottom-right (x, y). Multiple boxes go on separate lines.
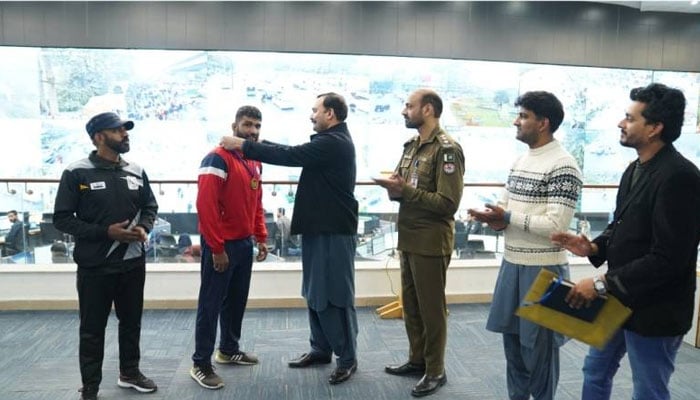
top-left (1, 178), bottom-right (620, 265)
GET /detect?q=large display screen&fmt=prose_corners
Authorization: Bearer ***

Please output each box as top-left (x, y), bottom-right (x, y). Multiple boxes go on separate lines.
top-left (1, 46), bottom-right (699, 215)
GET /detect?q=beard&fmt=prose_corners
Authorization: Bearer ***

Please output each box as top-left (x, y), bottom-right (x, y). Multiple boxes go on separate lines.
top-left (234, 130), bottom-right (257, 142)
top-left (104, 136), bottom-right (130, 154)
top-left (619, 132), bottom-right (634, 148)
top-left (312, 120), bottom-right (327, 133)
top-left (404, 117), bottom-right (422, 129)
top-left (516, 129), bottom-right (537, 146)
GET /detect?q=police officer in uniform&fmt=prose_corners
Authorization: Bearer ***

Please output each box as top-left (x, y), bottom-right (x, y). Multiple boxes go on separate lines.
top-left (374, 88), bottom-right (464, 397)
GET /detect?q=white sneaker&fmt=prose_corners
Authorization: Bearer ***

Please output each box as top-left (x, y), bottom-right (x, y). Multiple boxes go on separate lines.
top-left (214, 350), bottom-right (259, 365)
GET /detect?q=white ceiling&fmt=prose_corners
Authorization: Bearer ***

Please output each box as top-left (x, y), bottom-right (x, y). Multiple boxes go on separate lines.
top-left (599, 1), bottom-right (700, 14)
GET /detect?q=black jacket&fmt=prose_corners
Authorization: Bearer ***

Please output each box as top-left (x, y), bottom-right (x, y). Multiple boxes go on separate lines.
top-left (591, 145), bottom-right (700, 336)
top-left (53, 151), bottom-right (158, 270)
top-left (242, 122), bottom-right (358, 235)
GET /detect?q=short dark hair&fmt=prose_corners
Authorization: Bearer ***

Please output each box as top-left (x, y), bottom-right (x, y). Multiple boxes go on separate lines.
top-left (7, 210), bottom-right (17, 216)
top-left (235, 105), bottom-right (262, 123)
top-left (317, 92), bottom-right (348, 122)
top-left (629, 83), bottom-right (686, 144)
top-left (277, 207), bottom-right (285, 215)
top-left (420, 91), bottom-right (443, 118)
top-left (514, 91), bottom-right (565, 133)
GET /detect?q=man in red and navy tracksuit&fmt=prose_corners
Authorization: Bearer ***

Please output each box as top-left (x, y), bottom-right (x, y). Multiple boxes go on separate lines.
top-left (189, 106), bottom-right (268, 390)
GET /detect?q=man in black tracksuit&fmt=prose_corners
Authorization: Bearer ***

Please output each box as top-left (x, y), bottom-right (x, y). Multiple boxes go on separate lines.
top-left (54, 112), bottom-right (159, 400)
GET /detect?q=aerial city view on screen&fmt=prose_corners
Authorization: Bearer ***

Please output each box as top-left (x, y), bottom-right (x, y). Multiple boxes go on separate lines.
top-left (1, 46), bottom-right (699, 218)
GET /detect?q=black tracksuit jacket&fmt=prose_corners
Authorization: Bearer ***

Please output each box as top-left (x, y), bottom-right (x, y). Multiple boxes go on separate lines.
top-left (54, 151), bottom-right (158, 272)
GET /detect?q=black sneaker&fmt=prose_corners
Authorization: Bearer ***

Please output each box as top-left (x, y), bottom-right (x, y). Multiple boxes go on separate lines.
top-left (117, 371), bottom-right (158, 393)
top-left (79, 386), bottom-right (98, 400)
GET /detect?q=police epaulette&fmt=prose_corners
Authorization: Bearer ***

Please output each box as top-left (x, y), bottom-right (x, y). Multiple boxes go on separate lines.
top-left (403, 135), bottom-right (419, 147)
top-left (438, 133), bottom-right (453, 148)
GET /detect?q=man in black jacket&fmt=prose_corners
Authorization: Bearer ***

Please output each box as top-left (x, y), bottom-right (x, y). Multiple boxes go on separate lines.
top-left (221, 92), bottom-right (359, 385)
top-left (54, 112), bottom-right (159, 400)
top-left (552, 83), bottom-right (700, 400)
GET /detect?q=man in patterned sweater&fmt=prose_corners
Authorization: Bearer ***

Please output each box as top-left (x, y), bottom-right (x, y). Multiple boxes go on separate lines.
top-left (469, 91), bottom-right (582, 400)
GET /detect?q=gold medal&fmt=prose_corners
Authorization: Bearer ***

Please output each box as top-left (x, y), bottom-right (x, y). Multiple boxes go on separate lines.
top-left (250, 178), bottom-right (259, 190)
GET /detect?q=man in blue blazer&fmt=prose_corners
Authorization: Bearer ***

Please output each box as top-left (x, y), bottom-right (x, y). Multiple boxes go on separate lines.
top-left (552, 83), bottom-right (700, 400)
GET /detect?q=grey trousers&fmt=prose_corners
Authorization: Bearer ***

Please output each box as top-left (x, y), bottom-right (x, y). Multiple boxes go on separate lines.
top-left (503, 331), bottom-right (559, 400)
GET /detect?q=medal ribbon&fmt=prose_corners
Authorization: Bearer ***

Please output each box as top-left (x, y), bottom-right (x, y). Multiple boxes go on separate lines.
top-left (229, 150), bottom-right (260, 182)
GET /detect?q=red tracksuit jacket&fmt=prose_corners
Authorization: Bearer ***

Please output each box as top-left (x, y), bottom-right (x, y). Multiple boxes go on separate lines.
top-left (196, 146), bottom-right (266, 254)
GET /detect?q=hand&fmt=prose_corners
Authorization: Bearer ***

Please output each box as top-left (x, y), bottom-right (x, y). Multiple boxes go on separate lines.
top-left (550, 232), bottom-right (596, 257)
top-left (373, 174), bottom-right (405, 199)
top-left (565, 277), bottom-right (598, 309)
top-left (212, 251), bottom-right (229, 272)
top-left (220, 136), bottom-right (245, 151)
top-left (131, 225), bottom-right (148, 242)
top-left (107, 220), bottom-right (144, 243)
top-left (467, 203), bottom-right (506, 224)
top-left (256, 242), bottom-right (268, 262)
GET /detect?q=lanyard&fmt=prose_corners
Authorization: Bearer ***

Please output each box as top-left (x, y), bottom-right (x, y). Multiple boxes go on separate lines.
top-left (229, 150), bottom-right (259, 179)
top-left (228, 149), bottom-right (260, 192)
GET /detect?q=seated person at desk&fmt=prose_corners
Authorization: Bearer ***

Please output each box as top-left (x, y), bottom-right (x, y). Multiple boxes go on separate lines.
top-left (3, 210), bottom-right (25, 256)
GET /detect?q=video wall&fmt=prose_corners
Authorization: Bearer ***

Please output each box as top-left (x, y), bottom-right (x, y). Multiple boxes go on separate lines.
top-left (1, 46), bottom-right (699, 215)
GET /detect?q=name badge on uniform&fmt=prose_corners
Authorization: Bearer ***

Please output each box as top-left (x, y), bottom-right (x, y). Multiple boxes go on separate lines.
top-left (410, 171), bottom-right (419, 188)
top-left (90, 181), bottom-right (106, 190)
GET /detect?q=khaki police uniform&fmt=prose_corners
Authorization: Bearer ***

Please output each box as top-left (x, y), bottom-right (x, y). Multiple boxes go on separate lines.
top-left (394, 126), bottom-right (464, 376)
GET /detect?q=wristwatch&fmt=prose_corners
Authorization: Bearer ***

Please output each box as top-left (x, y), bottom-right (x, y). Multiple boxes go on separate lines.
top-left (593, 275), bottom-right (607, 296)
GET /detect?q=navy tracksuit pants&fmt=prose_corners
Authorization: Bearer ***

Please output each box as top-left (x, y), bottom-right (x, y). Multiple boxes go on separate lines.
top-left (192, 236), bottom-right (254, 367)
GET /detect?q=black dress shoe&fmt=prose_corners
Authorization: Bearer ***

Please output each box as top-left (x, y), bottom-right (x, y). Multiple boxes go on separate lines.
top-left (328, 362), bottom-right (357, 384)
top-left (411, 373), bottom-right (447, 397)
top-left (288, 352), bottom-right (332, 368)
top-left (385, 361), bottom-right (426, 376)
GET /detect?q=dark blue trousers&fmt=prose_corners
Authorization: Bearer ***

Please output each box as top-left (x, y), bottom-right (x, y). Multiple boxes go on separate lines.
top-left (192, 236), bottom-right (253, 367)
top-left (302, 234), bottom-right (358, 369)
